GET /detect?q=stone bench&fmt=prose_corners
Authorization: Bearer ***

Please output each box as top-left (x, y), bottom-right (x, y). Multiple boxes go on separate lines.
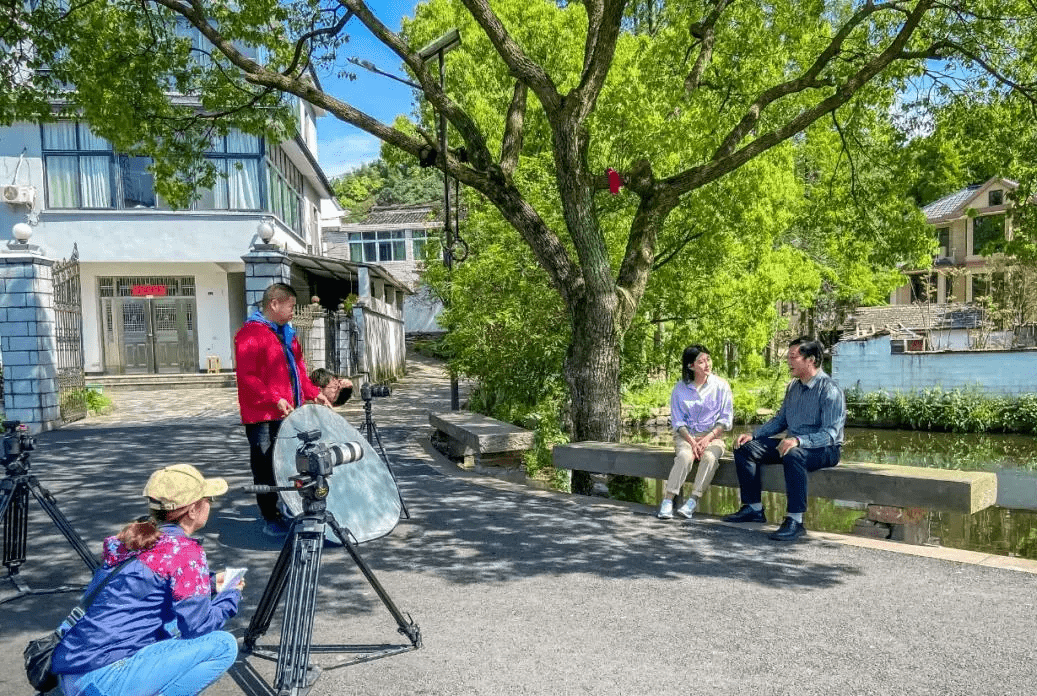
top-left (553, 441), bottom-right (998, 542)
top-left (429, 411), bottom-right (535, 473)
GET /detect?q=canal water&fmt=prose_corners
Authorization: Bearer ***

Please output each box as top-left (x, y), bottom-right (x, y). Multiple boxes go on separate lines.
top-left (625, 425), bottom-right (1037, 560)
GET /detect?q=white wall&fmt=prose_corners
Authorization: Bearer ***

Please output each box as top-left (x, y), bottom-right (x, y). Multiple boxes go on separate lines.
top-left (833, 336), bottom-right (1037, 395)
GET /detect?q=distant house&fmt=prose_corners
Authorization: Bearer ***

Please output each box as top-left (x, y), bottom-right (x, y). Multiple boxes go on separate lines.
top-left (322, 203), bottom-right (445, 333)
top-left (833, 304), bottom-right (1037, 396)
top-left (893, 176), bottom-right (1017, 305)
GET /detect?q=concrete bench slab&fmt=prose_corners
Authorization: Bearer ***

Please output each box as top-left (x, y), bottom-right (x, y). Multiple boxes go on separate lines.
top-left (553, 441), bottom-right (997, 515)
top-left (429, 412), bottom-right (535, 454)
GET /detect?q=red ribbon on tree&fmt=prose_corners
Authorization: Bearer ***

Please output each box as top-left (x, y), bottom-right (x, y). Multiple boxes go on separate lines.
top-left (607, 168), bottom-right (622, 194)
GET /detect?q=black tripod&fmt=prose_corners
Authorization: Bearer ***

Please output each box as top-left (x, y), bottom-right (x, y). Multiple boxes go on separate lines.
top-left (357, 386), bottom-right (410, 519)
top-left (242, 485), bottom-right (421, 696)
top-left (0, 421), bottom-right (99, 606)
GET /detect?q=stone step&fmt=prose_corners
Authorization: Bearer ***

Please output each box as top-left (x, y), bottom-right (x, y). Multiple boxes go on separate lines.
top-left (86, 372), bottom-right (238, 391)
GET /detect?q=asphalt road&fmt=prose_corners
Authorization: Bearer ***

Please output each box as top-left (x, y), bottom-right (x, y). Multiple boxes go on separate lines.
top-left (1, 355), bottom-right (1035, 695)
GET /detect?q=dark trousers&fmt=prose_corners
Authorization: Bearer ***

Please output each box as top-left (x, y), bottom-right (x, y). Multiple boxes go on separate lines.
top-left (245, 420), bottom-right (283, 522)
top-left (733, 437), bottom-right (841, 514)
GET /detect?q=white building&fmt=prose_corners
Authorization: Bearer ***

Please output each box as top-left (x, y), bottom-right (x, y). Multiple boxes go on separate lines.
top-left (323, 203), bottom-right (445, 334)
top-left (0, 97), bottom-right (338, 376)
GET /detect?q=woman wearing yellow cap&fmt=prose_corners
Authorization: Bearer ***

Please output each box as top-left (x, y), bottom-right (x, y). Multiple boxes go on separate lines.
top-left (52, 464), bottom-right (242, 696)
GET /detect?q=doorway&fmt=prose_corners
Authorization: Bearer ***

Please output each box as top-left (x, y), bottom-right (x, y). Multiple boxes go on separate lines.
top-left (102, 296), bottom-right (198, 374)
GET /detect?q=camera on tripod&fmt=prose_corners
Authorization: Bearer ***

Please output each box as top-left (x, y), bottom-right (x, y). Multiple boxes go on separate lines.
top-left (360, 383), bottom-right (390, 400)
top-left (293, 429), bottom-right (364, 492)
top-left (2, 421), bottom-right (36, 473)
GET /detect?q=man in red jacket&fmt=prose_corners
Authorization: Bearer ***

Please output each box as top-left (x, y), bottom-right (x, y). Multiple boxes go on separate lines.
top-left (234, 283), bottom-right (330, 537)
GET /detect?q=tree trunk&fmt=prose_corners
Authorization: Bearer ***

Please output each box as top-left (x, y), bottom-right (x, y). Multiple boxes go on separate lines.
top-left (564, 292), bottom-right (621, 494)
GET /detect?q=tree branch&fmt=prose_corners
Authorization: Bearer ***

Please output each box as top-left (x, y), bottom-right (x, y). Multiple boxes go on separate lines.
top-left (652, 230), bottom-right (703, 271)
top-left (499, 81), bottom-right (526, 177)
top-left (683, 0), bottom-right (733, 93)
top-left (455, 0), bottom-right (562, 113)
top-left (569, 0), bottom-right (625, 123)
top-left (666, 0), bottom-right (936, 197)
top-left (712, 0), bottom-right (902, 161)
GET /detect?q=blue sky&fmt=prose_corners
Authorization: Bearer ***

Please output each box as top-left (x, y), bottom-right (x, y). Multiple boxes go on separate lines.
top-left (313, 0), bottom-right (422, 178)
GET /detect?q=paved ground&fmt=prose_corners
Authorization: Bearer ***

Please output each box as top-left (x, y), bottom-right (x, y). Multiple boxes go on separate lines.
top-left (2, 354), bottom-right (1036, 695)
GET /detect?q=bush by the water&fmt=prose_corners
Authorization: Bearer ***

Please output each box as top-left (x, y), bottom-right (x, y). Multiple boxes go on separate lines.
top-left (846, 387), bottom-right (1037, 434)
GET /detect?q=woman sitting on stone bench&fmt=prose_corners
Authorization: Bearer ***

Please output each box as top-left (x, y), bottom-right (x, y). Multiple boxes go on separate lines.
top-left (657, 344), bottom-right (734, 520)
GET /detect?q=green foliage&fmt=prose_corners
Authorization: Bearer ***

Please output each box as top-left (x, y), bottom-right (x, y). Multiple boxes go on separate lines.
top-left (331, 159), bottom-right (443, 222)
top-left (86, 389), bottom-right (113, 414)
top-left (621, 380), bottom-right (671, 423)
top-left (845, 387), bottom-right (1037, 434)
top-left (12, 0), bottom-right (1037, 450)
top-left (607, 474), bottom-right (649, 504)
top-left (409, 335), bottom-right (453, 361)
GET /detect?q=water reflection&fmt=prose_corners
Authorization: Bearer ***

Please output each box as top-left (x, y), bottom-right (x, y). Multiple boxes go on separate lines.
top-left (628, 426), bottom-right (1037, 561)
top-left (682, 486), bottom-right (1037, 561)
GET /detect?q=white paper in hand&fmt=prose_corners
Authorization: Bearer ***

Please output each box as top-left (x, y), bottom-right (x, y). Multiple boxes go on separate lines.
top-left (217, 567), bottom-right (247, 593)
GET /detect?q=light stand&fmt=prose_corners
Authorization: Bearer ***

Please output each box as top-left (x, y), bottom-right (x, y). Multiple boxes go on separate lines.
top-left (241, 433), bottom-right (420, 696)
top-left (418, 28), bottom-right (462, 411)
top-left (0, 421), bottom-right (99, 605)
top-left (357, 384), bottom-right (409, 519)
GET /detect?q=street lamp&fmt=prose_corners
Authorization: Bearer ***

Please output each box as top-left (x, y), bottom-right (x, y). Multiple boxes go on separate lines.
top-left (419, 28), bottom-right (462, 410)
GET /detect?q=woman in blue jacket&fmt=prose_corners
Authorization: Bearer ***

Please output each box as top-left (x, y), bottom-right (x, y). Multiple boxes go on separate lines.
top-left (53, 463), bottom-right (242, 696)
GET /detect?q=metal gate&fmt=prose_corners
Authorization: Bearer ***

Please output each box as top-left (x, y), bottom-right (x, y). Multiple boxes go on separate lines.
top-left (292, 303), bottom-right (330, 371)
top-left (54, 244), bottom-right (87, 423)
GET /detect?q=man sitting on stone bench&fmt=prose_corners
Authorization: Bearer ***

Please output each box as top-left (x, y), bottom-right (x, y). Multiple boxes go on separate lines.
top-left (725, 336), bottom-right (846, 541)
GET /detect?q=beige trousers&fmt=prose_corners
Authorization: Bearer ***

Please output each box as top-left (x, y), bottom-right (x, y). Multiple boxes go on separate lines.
top-left (665, 431), bottom-right (726, 499)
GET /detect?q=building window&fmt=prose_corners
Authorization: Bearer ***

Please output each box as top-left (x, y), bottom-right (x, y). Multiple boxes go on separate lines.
top-left (989, 189), bottom-right (1003, 206)
top-left (348, 230), bottom-right (406, 262)
top-left (43, 121), bottom-right (264, 212)
top-left (42, 122), bottom-right (115, 208)
top-left (265, 147), bottom-right (303, 232)
top-left (936, 227), bottom-right (950, 256)
top-left (910, 273), bottom-right (937, 303)
top-left (972, 214), bottom-right (1005, 255)
top-left (197, 131), bottom-right (263, 211)
top-left (411, 229), bottom-right (439, 261)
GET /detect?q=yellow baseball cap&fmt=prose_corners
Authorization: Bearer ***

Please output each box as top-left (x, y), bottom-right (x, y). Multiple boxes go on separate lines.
top-left (144, 464), bottom-right (228, 511)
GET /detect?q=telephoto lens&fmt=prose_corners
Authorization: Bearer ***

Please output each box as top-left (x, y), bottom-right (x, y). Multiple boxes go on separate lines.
top-left (329, 441), bottom-right (365, 465)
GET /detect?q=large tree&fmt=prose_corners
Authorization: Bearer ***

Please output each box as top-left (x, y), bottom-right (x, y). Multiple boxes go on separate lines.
top-left (6, 0), bottom-right (1036, 449)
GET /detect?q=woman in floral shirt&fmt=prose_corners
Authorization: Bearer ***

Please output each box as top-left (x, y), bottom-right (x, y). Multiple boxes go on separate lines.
top-left (53, 464), bottom-right (242, 696)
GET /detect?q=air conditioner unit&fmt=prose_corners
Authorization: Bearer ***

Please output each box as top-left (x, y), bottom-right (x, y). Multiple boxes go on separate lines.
top-left (2, 185), bottom-right (35, 206)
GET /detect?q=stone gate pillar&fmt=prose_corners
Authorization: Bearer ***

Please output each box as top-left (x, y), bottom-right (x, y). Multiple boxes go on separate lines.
top-left (0, 242), bottom-right (59, 433)
top-left (242, 242), bottom-right (292, 315)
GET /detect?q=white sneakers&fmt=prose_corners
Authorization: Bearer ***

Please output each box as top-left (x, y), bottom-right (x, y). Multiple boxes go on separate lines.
top-left (676, 498), bottom-right (697, 519)
top-left (657, 498), bottom-right (674, 519)
top-left (659, 497), bottom-right (697, 520)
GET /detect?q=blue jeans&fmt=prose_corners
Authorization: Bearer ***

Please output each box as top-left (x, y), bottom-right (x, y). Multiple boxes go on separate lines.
top-left (734, 437), bottom-right (840, 514)
top-left (59, 631), bottom-right (237, 696)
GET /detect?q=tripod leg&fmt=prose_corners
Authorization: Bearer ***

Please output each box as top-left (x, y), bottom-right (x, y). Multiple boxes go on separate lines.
top-left (325, 514), bottom-right (421, 649)
top-left (2, 479), bottom-right (28, 576)
top-left (27, 476), bottom-right (99, 572)
top-left (275, 519), bottom-right (325, 696)
top-left (364, 418), bottom-right (410, 519)
top-left (244, 522), bottom-right (296, 652)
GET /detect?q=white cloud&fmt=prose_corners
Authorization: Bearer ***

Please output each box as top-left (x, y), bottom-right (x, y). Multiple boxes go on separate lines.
top-left (317, 132), bottom-right (383, 178)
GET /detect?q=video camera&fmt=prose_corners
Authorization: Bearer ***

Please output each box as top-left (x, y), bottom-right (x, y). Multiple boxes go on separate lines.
top-left (360, 383), bottom-right (390, 401)
top-left (2, 420), bottom-right (36, 473)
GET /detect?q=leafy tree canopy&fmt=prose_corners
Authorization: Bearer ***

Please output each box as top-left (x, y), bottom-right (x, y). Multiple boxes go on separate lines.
top-left (331, 159), bottom-right (442, 221)
top-left (6, 0), bottom-right (1037, 451)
